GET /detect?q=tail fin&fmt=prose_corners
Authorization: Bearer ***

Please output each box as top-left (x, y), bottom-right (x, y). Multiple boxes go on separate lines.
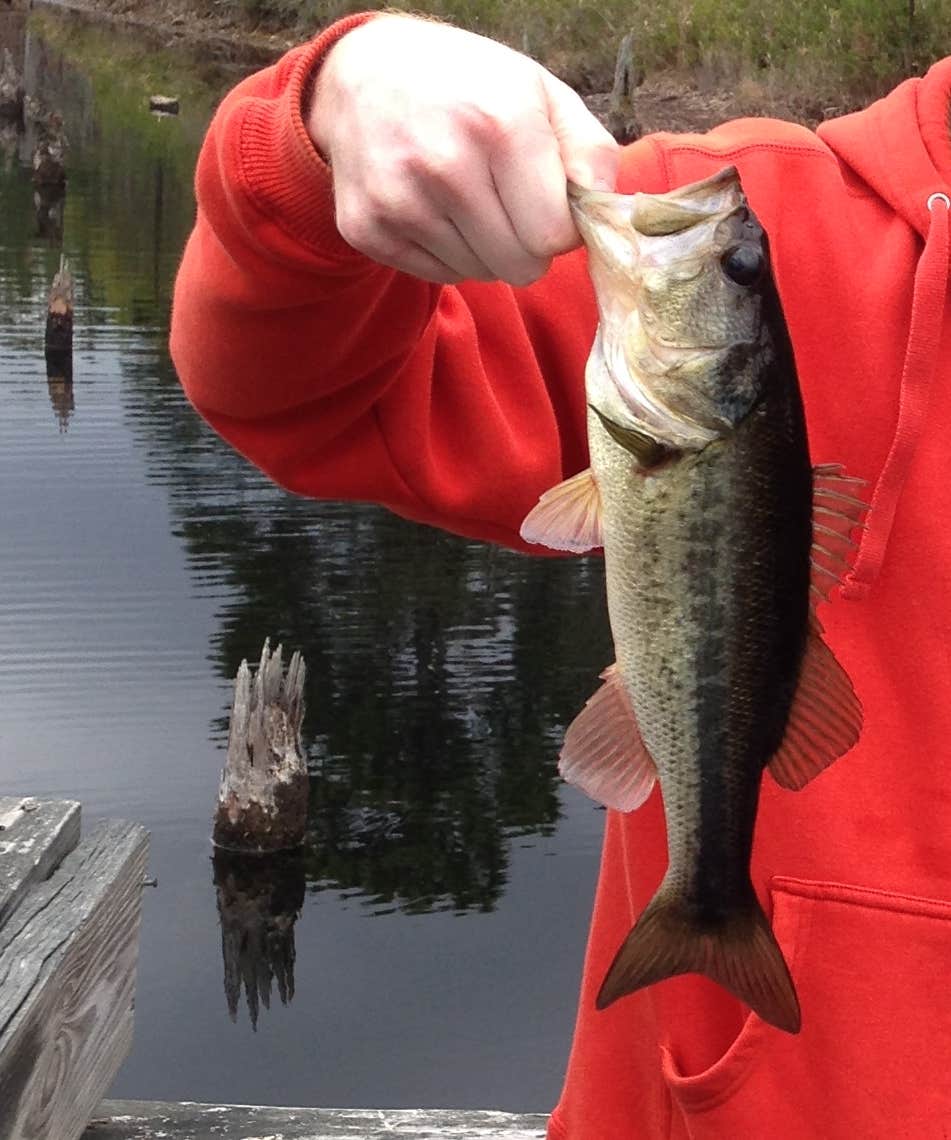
top-left (597, 890), bottom-right (801, 1034)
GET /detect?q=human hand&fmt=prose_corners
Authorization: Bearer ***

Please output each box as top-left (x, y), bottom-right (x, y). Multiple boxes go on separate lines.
top-left (307, 15), bottom-right (620, 285)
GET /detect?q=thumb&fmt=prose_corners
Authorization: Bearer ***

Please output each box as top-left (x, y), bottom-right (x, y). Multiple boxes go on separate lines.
top-left (541, 71), bottom-right (620, 192)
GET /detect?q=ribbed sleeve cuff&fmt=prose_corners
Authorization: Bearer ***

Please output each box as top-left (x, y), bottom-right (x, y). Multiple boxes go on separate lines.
top-left (238, 12), bottom-right (380, 262)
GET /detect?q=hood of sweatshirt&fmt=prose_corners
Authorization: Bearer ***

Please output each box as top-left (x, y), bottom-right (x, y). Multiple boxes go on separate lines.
top-left (817, 58), bottom-right (951, 598)
top-left (819, 57), bottom-right (951, 239)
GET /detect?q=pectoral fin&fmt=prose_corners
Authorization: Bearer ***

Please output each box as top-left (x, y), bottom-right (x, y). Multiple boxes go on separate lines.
top-left (559, 664), bottom-right (657, 811)
top-left (767, 618), bottom-right (862, 790)
top-left (519, 467), bottom-right (603, 552)
top-left (590, 405), bottom-right (673, 468)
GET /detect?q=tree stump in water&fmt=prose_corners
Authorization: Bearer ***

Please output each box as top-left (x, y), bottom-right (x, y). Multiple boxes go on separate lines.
top-left (46, 256), bottom-right (73, 383)
top-left (606, 32), bottom-right (645, 145)
top-left (213, 640), bottom-right (308, 853)
top-left (0, 48), bottom-right (23, 123)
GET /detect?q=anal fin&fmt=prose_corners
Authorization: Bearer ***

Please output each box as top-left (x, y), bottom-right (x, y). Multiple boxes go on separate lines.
top-left (559, 664), bottom-right (657, 812)
top-left (768, 618), bottom-right (862, 791)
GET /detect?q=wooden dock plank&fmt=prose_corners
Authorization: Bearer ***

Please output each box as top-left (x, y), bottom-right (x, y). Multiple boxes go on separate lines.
top-left (0, 795), bottom-right (81, 929)
top-left (0, 819), bottom-right (150, 1140)
top-left (84, 1101), bottom-right (550, 1139)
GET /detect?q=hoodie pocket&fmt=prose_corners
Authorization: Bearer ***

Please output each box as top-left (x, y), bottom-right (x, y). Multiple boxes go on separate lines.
top-left (659, 877), bottom-right (951, 1140)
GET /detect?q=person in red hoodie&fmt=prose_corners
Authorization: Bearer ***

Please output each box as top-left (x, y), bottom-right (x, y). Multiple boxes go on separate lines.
top-left (172, 11), bottom-right (951, 1139)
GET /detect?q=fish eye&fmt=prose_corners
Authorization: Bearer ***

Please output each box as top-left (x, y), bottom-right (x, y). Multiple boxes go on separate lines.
top-left (721, 246), bottom-right (764, 287)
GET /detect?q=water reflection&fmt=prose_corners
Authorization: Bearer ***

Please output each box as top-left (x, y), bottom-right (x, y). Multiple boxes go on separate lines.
top-left (213, 849), bottom-right (305, 1029)
top-left (4, 5), bottom-right (613, 920)
top-left (0, 5), bottom-right (608, 1105)
top-left (46, 374), bottom-right (73, 427)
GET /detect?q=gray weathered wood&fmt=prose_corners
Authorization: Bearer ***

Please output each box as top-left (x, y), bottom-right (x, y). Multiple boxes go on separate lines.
top-left (606, 31), bottom-right (644, 145)
top-left (46, 251), bottom-right (73, 360)
top-left (32, 122), bottom-right (67, 187)
top-left (0, 796), bottom-right (81, 930)
top-left (84, 1101), bottom-right (550, 1139)
top-left (0, 820), bottom-right (150, 1140)
top-left (214, 639), bottom-right (308, 852)
top-left (0, 47), bottom-right (23, 121)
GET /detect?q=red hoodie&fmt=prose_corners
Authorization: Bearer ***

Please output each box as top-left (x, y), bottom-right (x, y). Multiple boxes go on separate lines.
top-left (172, 18), bottom-right (951, 1139)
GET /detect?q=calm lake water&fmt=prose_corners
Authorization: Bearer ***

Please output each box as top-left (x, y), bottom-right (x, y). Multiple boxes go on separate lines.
top-left (0, 6), bottom-right (614, 1114)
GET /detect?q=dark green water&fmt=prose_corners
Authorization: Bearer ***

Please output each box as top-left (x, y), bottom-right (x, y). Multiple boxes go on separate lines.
top-left (0, 6), bottom-right (613, 1113)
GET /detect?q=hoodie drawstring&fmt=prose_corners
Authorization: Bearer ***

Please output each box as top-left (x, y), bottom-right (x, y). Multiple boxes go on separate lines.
top-left (842, 192), bottom-right (950, 600)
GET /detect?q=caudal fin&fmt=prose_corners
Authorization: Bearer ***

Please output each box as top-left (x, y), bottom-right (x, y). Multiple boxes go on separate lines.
top-left (597, 891), bottom-right (801, 1034)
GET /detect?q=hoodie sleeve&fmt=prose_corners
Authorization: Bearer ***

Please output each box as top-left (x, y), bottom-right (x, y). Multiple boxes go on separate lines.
top-left (170, 16), bottom-right (611, 551)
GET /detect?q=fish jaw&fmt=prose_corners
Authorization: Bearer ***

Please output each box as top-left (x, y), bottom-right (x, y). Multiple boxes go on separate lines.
top-left (569, 168), bottom-right (771, 458)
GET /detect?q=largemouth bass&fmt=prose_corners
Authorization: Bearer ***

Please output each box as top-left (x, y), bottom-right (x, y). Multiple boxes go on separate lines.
top-left (521, 167), bottom-right (864, 1034)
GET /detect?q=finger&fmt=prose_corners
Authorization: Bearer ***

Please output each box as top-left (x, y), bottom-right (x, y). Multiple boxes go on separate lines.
top-left (333, 176), bottom-right (481, 281)
top-left (402, 214), bottom-right (499, 283)
top-left (443, 174), bottom-right (552, 286)
top-left (334, 196), bottom-right (466, 282)
top-left (541, 73), bottom-right (620, 192)
top-left (371, 240), bottom-right (467, 285)
top-left (489, 109), bottom-right (580, 264)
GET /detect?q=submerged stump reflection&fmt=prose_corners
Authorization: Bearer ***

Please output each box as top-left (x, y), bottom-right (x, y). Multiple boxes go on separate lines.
top-left (213, 848), bottom-right (305, 1029)
top-left (45, 254), bottom-right (72, 382)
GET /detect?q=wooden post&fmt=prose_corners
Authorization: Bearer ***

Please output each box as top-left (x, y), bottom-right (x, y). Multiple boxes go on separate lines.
top-left (34, 184), bottom-right (65, 243)
top-left (0, 797), bottom-right (150, 1140)
top-left (45, 254), bottom-right (73, 382)
top-left (0, 48), bottom-right (23, 123)
top-left (605, 32), bottom-right (644, 145)
top-left (213, 639), bottom-right (309, 853)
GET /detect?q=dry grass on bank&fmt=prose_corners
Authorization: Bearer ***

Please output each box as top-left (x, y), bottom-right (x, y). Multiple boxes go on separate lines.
top-left (231, 0), bottom-right (949, 108)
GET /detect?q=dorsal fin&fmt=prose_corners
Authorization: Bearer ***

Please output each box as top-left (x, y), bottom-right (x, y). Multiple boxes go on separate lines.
top-left (559, 664), bottom-right (657, 811)
top-left (810, 463), bottom-right (868, 601)
top-left (519, 468), bottom-right (603, 552)
top-left (767, 617), bottom-right (862, 790)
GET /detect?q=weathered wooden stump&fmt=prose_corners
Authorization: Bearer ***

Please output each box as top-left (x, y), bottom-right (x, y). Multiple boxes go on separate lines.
top-left (212, 848), bottom-right (304, 1028)
top-left (606, 32), bottom-right (644, 145)
top-left (84, 1101), bottom-right (550, 1138)
top-left (46, 254), bottom-right (73, 381)
top-left (0, 47), bottom-right (23, 123)
top-left (0, 796), bottom-right (150, 1140)
top-left (213, 639), bottom-right (309, 852)
top-left (35, 182), bottom-right (65, 242)
top-left (32, 109), bottom-right (67, 188)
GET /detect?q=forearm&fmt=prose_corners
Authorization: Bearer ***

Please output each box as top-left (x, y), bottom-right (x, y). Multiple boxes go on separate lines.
top-left (170, 17), bottom-right (598, 547)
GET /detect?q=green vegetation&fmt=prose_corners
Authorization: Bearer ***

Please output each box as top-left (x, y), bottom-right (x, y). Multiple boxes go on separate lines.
top-left (238, 0), bottom-right (950, 103)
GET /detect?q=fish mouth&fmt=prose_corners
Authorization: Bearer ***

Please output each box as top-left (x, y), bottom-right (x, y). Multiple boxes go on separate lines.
top-left (572, 166), bottom-right (752, 449)
top-left (568, 166), bottom-right (743, 240)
